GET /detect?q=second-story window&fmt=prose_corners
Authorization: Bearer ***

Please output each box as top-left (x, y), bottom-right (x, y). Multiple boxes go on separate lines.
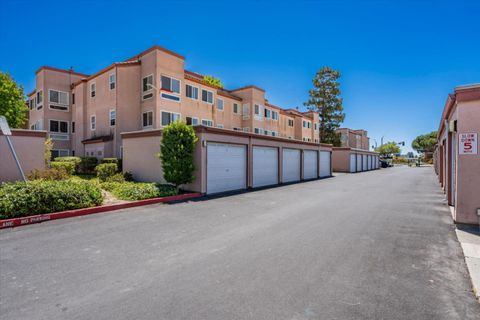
top-left (90, 83), bottom-right (96, 98)
top-left (109, 73), bottom-right (116, 90)
top-left (142, 111), bottom-right (153, 127)
top-left (186, 84), bottom-right (198, 100)
top-left (217, 98), bottom-right (224, 111)
top-left (110, 110), bottom-right (116, 126)
top-left (233, 103), bottom-right (239, 114)
top-left (288, 119), bottom-right (294, 127)
top-left (161, 76), bottom-right (180, 102)
top-left (264, 108), bottom-right (271, 118)
top-left (49, 120), bottom-right (69, 133)
top-left (161, 111), bottom-right (180, 126)
top-left (143, 75), bottom-right (153, 92)
top-left (303, 120), bottom-right (311, 129)
top-left (72, 93), bottom-right (75, 104)
top-left (201, 89), bottom-right (213, 104)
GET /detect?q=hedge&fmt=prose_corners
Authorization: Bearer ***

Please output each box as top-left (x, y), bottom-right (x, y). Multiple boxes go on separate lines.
top-left (27, 168), bottom-right (69, 181)
top-left (101, 158), bottom-right (122, 171)
top-left (101, 182), bottom-right (177, 201)
top-left (51, 161), bottom-right (75, 175)
top-left (96, 163), bottom-right (118, 182)
top-left (0, 180), bottom-right (103, 219)
top-left (54, 156), bottom-right (82, 173)
top-left (79, 157), bottom-right (98, 174)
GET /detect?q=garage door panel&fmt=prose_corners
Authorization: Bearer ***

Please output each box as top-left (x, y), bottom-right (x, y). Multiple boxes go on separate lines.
top-left (207, 143), bottom-right (246, 194)
top-left (253, 146), bottom-right (279, 188)
top-left (356, 154), bottom-right (362, 171)
top-left (350, 154), bottom-right (356, 173)
top-left (303, 150), bottom-right (317, 180)
top-left (282, 149), bottom-right (301, 183)
top-left (362, 154), bottom-right (367, 171)
top-left (320, 151), bottom-right (331, 177)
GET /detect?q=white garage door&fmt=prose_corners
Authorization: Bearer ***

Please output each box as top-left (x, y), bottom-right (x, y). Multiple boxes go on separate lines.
top-left (207, 143), bottom-right (246, 194)
top-left (362, 154), bottom-right (367, 171)
top-left (282, 149), bottom-right (301, 183)
top-left (375, 156), bottom-right (379, 169)
top-left (253, 146), bottom-right (278, 188)
top-left (356, 154), bottom-right (362, 172)
top-left (367, 155), bottom-right (372, 170)
top-left (319, 151), bottom-right (331, 177)
top-left (303, 150), bottom-right (317, 180)
top-left (350, 154), bottom-right (356, 173)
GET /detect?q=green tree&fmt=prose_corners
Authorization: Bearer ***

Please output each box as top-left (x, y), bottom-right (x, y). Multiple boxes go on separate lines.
top-left (159, 121), bottom-right (198, 190)
top-left (203, 75), bottom-right (224, 89)
top-left (375, 142), bottom-right (401, 156)
top-left (0, 71), bottom-right (28, 128)
top-left (412, 131), bottom-right (437, 153)
top-left (304, 66), bottom-right (345, 145)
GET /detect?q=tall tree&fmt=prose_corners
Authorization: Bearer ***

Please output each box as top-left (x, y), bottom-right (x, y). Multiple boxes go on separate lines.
top-left (375, 142), bottom-right (401, 156)
top-left (304, 66), bottom-right (345, 145)
top-left (0, 71), bottom-right (28, 128)
top-left (412, 131), bottom-right (437, 154)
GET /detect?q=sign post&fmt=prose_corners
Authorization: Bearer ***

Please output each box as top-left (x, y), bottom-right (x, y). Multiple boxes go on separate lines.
top-left (0, 116), bottom-right (27, 182)
top-left (459, 133), bottom-right (478, 155)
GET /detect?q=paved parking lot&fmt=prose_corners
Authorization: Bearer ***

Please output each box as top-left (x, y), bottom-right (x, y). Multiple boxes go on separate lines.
top-left (1, 166), bottom-right (479, 320)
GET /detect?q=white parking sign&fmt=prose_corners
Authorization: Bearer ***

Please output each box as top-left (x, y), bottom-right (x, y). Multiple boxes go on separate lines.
top-left (459, 133), bottom-right (478, 155)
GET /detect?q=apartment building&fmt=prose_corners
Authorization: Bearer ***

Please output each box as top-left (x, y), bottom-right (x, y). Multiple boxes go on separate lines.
top-left (27, 45), bottom-right (320, 159)
top-left (336, 128), bottom-right (370, 151)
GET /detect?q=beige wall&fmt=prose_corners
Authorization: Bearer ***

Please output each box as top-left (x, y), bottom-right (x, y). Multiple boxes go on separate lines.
top-left (0, 130), bottom-right (46, 182)
top-left (332, 147), bottom-right (379, 172)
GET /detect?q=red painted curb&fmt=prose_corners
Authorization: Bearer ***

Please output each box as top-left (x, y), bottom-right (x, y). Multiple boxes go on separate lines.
top-left (0, 192), bottom-right (202, 229)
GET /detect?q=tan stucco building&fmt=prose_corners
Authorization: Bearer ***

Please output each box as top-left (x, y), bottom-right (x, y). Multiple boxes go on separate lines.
top-left (27, 45), bottom-right (322, 159)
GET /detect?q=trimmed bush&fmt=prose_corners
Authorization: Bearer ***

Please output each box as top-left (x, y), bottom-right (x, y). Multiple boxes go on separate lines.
top-left (54, 156), bottom-right (82, 173)
top-left (0, 180), bottom-right (103, 219)
top-left (101, 157), bottom-right (122, 171)
top-left (110, 182), bottom-right (177, 201)
top-left (96, 163), bottom-right (118, 182)
top-left (123, 171), bottom-right (134, 182)
top-left (79, 157), bottom-right (98, 174)
top-left (105, 173), bottom-right (125, 183)
top-left (27, 168), bottom-right (69, 181)
top-left (51, 161), bottom-right (75, 175)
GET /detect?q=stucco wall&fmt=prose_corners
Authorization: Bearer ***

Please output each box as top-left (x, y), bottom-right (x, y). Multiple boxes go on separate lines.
top-left (332, 147), bottom-right (379, 173)
top-left (0, 130), bottom-right (46, 182)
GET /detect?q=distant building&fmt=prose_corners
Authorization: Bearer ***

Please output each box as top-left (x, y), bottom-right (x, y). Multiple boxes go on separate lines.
top-left (336, 128), bottom-right (370, 151)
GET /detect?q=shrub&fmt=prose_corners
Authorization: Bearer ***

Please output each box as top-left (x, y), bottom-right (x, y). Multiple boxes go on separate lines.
top-left (27, 168), bottom-right (69, 181)
top-left (99, 181), bottom-right (121, 192)
top-left (159, 121), bottom-right (198, 189)
top-left (51, 161), bottom-right (75, 175)
top-left (105, 173), bottom-right (125, 183)
top-left (111, 182), bottom-right (177, 201)
top-left (54, 156), bottom-right (82, 173)
top-left (79, 157), bottom-right (98, 174)
top-left (96, 163), bottom-right (118, 182)
top-left (0, 180), bottom-right (103, 219)
top-left (123, 171), bottom-right (134, 182)
top-left (44, 138), bottom-right (53, 166)
top-left (101, 157), bottom-right (122, 171)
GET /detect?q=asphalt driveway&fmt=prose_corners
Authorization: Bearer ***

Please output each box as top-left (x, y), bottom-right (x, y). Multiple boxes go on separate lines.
top-left (1, 166), bottom-right (479, 320)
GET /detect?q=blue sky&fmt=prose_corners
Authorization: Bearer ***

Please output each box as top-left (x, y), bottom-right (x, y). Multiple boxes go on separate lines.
top-left (1, 0), bottom-right (479, 153)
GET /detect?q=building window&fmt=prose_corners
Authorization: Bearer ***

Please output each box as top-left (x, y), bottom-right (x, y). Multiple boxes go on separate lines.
top-left (303, 120), bottom-right (311, 129)
top-left (110, 110), bottom-right (116, 126)
top-left (233, 127), bottom-right (242, 131)
top-left (272, 131), bottom-right (277, 137)
top-left (186, 117), bottom-right (199, 126)
top-left (51, 149), bottom-right (69, 158)
top-left (254, 104), bottom-right (260, 115)
top-left (161, 111), bottom-right (180, 126)
top-left (49, 120), bottom-right (68, 133)
top-left (264, 108), bottom-right (271, 118)
top-left (264, 129), bottom-right (270, 135)
top-left (49, 89), bottom-right (69, 111)
top-left (109, 73), bottom-right (116, 90)
top-left (161, 76), bottom-right (180, 94)
top-left (217, 98), bottom-right (224, 111)
top-left (201, 89), bottom-right (213, 103)
top-left (72, 93), bottom-right (75, 104)
top-left (29, 98), bottom-right (34, 110)
top-left (142, 111), bottom-right (153, 127)
top-left (243, 127), bottom-right (250, 132)
top-left (186, 84), bottom-right (198, 100)
top-left (233, 103), bottom-right (239, 114)
top-left (201, 119), bottom-right (213, 127)
top-left (314, 123), bottom-right (318, 130)
top-left (90, 115), bottom-right (96, 130)
top-left (72, 121), bottom-right (75, 133)
top-left (36, 90), bottom-right (43, 106)
top-left (254, 128), bottom-right (263, 134)
top-left (143, 75), bottom-right (153, 92)
top-left (272, 111), bottom-right (278, 120)
top-left (288, 119), bottom-right (294, 127)
top-left (216, 124), bottom-right (224, 128)
top-left (90, 83), bottom-right (96, 98)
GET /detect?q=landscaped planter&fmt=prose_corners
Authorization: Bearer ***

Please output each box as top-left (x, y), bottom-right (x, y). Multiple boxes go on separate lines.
top-left (0, 193), bottom-right (202, 229)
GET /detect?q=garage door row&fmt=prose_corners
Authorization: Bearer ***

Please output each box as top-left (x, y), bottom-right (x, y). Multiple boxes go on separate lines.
top-left (349, 153), bottom-right (380, 173)
top-left (207, 143), bottom-right (331, 194)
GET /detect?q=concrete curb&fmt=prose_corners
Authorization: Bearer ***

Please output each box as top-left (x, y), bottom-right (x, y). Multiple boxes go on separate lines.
top-left (455, 225), bottom-right (480, 302)
top-left (0, 193), bottom-right (203, 229)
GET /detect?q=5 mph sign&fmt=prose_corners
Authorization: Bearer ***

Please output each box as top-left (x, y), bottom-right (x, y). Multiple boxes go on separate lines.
top-left (459, 132), bottom-right (478, 155)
